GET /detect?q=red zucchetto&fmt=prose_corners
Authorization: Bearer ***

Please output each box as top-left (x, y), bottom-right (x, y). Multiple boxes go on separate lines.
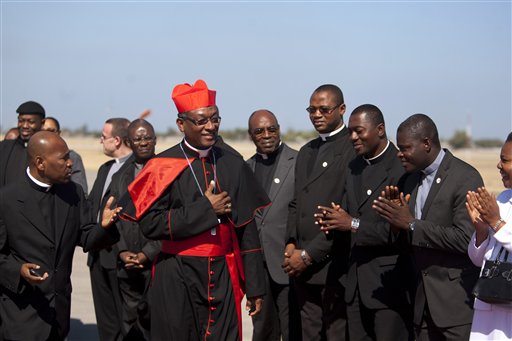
top-left (171, 79), bottom-right (216, 114)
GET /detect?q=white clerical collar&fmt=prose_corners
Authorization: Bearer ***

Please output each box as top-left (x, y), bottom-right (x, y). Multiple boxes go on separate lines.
top-left (257, 141), bottom-right (282, 160)
top-left (319, 124), bottom-right (345, 141)
top-left (184, 139), bottom-right (212, 158)
top-left (115, 153), bottom-right (132, 164)
top-left (26, 167), bottom-right (52, 191)
top-left (363, 140), bottom-right (390, 165)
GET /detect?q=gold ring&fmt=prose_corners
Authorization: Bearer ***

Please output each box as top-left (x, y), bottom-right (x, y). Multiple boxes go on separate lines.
top-left (226, 203), bottom-right (232, 209)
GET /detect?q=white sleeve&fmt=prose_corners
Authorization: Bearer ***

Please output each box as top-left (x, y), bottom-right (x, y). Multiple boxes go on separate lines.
top-left (468, 231), bottom-right (490, 267)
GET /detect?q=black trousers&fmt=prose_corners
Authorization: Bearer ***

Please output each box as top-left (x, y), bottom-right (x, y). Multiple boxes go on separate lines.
top-left (251, 269), bottom-right (302, 341)
top-left (294, 281), bottom-right (348, 341)
top-left (89, 259), bottom-right (123, 341)
top-left (118, 270), bottom-right (151, 341)
top-left (415, 303), bottom-right (471, 341)
top-left (347, 287), bottom-right (414, 341)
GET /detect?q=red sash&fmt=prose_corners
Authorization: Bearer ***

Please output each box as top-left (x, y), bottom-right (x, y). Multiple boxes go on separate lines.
top-left (161, 222), bottom-right (245, 340)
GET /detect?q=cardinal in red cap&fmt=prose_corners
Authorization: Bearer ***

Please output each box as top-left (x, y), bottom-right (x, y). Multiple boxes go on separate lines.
top-left (120, 80), bottom-right (270, 340)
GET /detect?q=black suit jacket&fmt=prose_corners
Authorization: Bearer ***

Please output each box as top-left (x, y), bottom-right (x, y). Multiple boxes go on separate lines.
top-left (110, 157), bottom-right (161, 279)
top-left (344, 142), bottom-right (414, 310)
top-left (0, 175), bottom-right (119, 340)
top-left (286, 128), bottom-right (355, 285)
top-left (87, 158), bottom-right (131, 269)
top-left (247, 144), bottom-right (298, 285)
top-left (0, 138), bottom-right (26, 187)
top-left (401, 149), bottom-right (483, 328)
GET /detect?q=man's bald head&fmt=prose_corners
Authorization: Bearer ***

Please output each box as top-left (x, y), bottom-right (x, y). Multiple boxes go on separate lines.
top-left (248, 109), bottom-right (281, 155)
top-left (28, 131), bottom-right (72, 184)
top-left (128, 119), bottom-right (155, 136)
top-left (248, 110), bottom-right (277, 128)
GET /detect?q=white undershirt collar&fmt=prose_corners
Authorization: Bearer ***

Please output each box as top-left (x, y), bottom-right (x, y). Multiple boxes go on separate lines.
top-left (257, 141), bottom-right (282, 160)
top-left (319, 124), bottom-right (345, 141)
top-left (26, 167), bottom-right (52, 191)
top-left (184, 139), bottom-right (212, 158)
top-left (363, 140), bottom-right (390, 165)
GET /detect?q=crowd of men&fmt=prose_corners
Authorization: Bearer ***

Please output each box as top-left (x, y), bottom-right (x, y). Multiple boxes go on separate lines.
top-left (0, 80), bottom-right (485, 341)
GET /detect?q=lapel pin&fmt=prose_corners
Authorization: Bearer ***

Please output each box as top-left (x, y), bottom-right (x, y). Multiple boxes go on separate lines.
top-left (274, 178), bottom-right (280, 184)
top-left (367, 189), bottom-right (372, 196)
top-left (436, 177), bottom-right (441, 184)
top-left (322, 162), bottom-right (328, 168)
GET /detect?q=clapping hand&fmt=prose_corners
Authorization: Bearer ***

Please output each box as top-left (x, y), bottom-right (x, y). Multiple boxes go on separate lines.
top-left (467, 187), bottom-right (501, 226)
top-left (372, 186), bottom-right (412, 230)
top-left (316, 202), bottom-right (352, 233)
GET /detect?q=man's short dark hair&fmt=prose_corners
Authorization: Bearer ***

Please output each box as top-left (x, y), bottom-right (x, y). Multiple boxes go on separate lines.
top-left (45, 117), bottom-right (61, 131)
top-left (397, 114), bottom-right (441, 148)
top-left (506, 132), bottom-right (512, 143)
top-left (106, 118), bottom-right (130, 143)
top-left (351, 104), bottom-right (384, 128)
top-left (313, 84), bottom-right (344, 105)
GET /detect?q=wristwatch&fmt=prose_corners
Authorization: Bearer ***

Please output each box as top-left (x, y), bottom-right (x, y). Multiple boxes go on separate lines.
top-left (492, 218), bottom-right (505, 232)
top-left (351, 218), bottom-right (360, 233)
top-left (408, 220), bottom-right (416, 231)
top-left (300, 250), bottom-right (313, 266)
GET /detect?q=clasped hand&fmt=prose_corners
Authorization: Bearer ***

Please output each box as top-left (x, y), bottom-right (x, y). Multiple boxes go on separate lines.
top-left (119, 251), bottom-right (148, 269)
top-left (282, 244), bottom-right (307, 277)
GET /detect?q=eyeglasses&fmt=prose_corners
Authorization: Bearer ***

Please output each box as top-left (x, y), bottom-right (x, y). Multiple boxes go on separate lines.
top-left (252, 126), bottom-right (279, 137)
top-left (306, 103), bottom-right (343, 115)
top-left (130, 136), bottom-right (156, 145)
top-left (179, 115), bottom-right (222, 127)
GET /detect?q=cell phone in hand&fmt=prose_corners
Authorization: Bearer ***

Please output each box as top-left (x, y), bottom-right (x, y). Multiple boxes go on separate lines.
top-left (29, 268), bottom-right (44, 277)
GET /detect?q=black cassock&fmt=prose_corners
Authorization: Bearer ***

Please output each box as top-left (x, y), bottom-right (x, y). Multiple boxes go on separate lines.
top-left (122, 141), bottom-right (270, 340)
top-left (0, 137), bottom-right (28, 187)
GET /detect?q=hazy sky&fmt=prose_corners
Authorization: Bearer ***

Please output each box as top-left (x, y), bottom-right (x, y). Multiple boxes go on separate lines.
top-left (1, 1), bottom-right (511, 140)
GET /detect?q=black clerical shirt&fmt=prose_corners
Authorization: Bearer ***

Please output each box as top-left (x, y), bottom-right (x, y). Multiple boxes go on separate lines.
top-left (27, 172), bottom-right (56, 240)
top-left (254, 144), bottom-right (283, 193)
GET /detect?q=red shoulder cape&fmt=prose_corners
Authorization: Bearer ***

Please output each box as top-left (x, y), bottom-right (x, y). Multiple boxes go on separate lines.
top-left (121, 157), bottom-right (193, 221)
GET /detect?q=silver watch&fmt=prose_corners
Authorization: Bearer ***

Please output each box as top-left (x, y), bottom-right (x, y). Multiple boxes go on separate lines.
top-left (300, 250), bottom-right (312, 266)
top-left (351, 218), bottom-right (360, 233)
top-left (408, 220), bottom-right (416, 231)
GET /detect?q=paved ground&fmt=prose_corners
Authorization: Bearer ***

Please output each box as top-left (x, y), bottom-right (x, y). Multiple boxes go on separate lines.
top-left (68, 247), bottom-right (255, 340)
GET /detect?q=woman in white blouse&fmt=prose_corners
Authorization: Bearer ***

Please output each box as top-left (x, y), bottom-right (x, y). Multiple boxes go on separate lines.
top-left (466, 133), bottom-right (512, 341)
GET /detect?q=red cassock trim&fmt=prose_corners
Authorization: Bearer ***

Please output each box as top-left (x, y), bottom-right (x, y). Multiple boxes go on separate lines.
top-left (161, 222), bottom-right (245, 340)
top-left (126, 157), bottom-right (193, 220)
